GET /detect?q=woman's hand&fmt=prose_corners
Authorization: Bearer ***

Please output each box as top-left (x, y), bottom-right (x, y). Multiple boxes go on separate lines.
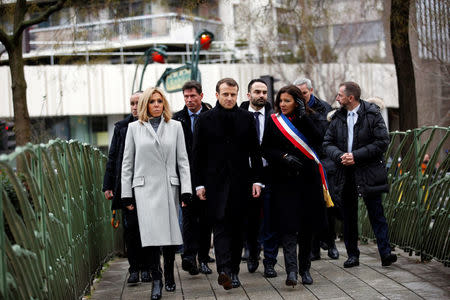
top-left (126, 204), bottom-right (135, 210)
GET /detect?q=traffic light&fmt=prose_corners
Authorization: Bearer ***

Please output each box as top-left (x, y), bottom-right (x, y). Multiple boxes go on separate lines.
top-left (0, 120), bottom-right (15, 154)
top-left (199, 32), bottom-right (213, 50)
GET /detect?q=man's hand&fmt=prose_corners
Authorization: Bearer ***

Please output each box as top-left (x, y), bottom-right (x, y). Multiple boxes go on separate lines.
top-left (104, 190), bottom-right (113, 200)
top-left (340, 153), bottom-right (355, 166)
top-left (126, 204), bottom-right (135, 210)
top-left (252, 184), bottom-right (261, 198)
top-left (197, 188), bottom-right (206, 200)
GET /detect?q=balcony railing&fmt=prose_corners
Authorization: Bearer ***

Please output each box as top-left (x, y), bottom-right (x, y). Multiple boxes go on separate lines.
top-left (28, 13), bottom-right (223, 53)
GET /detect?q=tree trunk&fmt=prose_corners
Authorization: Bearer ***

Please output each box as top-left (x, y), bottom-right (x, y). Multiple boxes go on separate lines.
top-left (9, 36), bottom-right (31, 146)
top-left (390, 0), bottom-right (418, 130)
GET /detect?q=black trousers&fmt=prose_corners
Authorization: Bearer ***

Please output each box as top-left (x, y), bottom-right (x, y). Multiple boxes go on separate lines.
top-left (244, 197), bottom-right (262, 260)
top-left (213, 213), bottom-right (245, 275)
top-left (311, 207), bottom-right (339, 253)
top-left (181, 198), bottom-right (212, 263)
top-left (123, 209), bottom-right (149, 273)
top-left (281, 231), bottom-right (312, 274)
top-left (342, 169), bottom-right (391, 258)
top-left (123, 209), bottom-right (177, 279)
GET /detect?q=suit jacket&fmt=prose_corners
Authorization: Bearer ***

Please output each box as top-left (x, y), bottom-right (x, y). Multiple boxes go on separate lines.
top-left (172, 102), bottom-right (211, 164)
top-left (121, 118), bottom-right (192, 246)
top-left (192, 102), bottom-right (263, 221)
top-left (239, 101), bottom-right (273, 126)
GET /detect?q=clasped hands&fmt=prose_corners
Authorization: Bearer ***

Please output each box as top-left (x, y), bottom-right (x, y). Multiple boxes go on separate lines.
top-left (340, 152), bottom-right (355, 166)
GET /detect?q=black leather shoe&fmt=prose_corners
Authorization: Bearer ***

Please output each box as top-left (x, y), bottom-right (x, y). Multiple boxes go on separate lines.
top-left (285, 271), bottom-right (298, 287)
top-left (263, 264), bottom-right (277, 278)
top-left (328, 245), bottom-right (339, 260)
top-left (165, 279), bottom-right (176, 292)
top-left (182, 257), bottom-right (199, 275)
top-left (300, 270), bottom-right (313, 285)
top-left (217, 272), bottom-right (232, 290)
top-left (141, 270), bottom-right (152, 282)
top-left (247, 258), bottom-right (259, 273)
top-left (381, 253), bottom-right (397, 266)
top-left (127, 271), bottom-right (139, 284)
top-left (310, 251), bottom-right (321, 261)
top-left (151, 279), bottom-right (163, 300)
top-left (207, 256), bottom-right (216, 263)
top-left (231, 273), bottom-right (241, 288)
top-left (199, 262), bottom-right (212, 274)
top-left (343, 256), bottom-right (359, 268)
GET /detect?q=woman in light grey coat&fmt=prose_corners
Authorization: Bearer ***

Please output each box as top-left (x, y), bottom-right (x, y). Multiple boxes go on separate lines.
top-left (121, 87), bottom-right (192, 300)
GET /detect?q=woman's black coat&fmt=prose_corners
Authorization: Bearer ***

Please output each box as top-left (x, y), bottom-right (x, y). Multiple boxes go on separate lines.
top-left (261, 113), bottom-right (327, 234)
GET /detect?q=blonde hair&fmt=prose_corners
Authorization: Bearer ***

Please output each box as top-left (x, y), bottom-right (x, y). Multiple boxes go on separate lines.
top-left (138, 87), bottom-right (172, 123)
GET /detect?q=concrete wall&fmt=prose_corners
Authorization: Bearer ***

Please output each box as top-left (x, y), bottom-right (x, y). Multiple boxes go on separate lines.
top-left (0, 63), bottom-right (399, 118)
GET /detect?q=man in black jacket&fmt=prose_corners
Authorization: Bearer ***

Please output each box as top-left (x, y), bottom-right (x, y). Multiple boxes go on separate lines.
top-left (294, 77), bottom-right (339, 260)
top-left (172, 81), bottom-right (213, 276)
top-left (102, 92), bottom-right (152, 284)
top-left (240, 79), bottom-right (278, 278)
top-left (323, 81), bottom-right (397, 268)
top-left (193, 78), bottom-right (263, 290)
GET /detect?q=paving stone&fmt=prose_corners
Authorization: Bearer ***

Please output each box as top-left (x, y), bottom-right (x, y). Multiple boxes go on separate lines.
top-left (89, 241), bottom-right (449, 299)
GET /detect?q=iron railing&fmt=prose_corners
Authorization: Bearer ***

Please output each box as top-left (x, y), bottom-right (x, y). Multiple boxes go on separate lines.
top-left (0, 139), bottom-right (121, 299)
top-left (359, 126), bottom-right (449, 265)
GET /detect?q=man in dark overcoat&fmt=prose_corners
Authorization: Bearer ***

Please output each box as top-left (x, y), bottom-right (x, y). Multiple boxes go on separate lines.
top-left (294, 77), bottom-right (339, 260)
top-left (172, 80), bottom-right (213, 276)
top-left (239, 79), bottom-right (278, 278)
top-left (323, 81), bottom-right (397, 268)
top-left (192, 78), bottom-right (263, 290)
top-left (102, 92), bottom-right (152, 284)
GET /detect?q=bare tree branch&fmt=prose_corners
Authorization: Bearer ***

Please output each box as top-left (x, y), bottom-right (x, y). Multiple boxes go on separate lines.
top-left (13, 0), bottom-right (67, 40)
top-left (0, 28), bottom-right (12, 51)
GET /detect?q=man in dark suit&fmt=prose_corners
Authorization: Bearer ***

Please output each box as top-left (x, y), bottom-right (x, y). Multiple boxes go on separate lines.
top-left (293, 77), bottom-right (339, 260)
top-left (173, 81), bottom-right (213, 276)
top-left (323, 81), bottom-right (397, 268)
top-left (240, 79), bottom-right (278, 278)
top-left (103, 92), bottom-right (152, 284)
top-left (193, 78), bottom-right (263, 290)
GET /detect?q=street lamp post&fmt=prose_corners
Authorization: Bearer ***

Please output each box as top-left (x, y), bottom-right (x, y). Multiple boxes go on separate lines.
top-left (132, 45), bottom-right (168, 92)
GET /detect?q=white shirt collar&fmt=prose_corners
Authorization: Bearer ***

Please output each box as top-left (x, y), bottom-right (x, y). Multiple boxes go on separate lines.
top-left (348, 104), bottom-right (360, 115)
top-left (248, 105), bottom-right (265, 116)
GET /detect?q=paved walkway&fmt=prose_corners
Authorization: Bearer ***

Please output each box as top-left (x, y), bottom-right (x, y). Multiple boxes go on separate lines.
top-left (89, 242), bottom-right (450, 300)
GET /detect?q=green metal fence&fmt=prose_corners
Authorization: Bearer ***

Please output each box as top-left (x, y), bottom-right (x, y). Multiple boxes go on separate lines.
top-left (359, 126), bottom-right (450, 265)
top-left (0, 139), bottom-right (122, 299)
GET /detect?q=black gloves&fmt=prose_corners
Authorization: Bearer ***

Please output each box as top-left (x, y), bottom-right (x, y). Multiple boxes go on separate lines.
top-left (294, 97), bottom-right (306, 118)
top-left (283, 154), bottom-right (303, 170)
top-left (180, 193), bottom-right (192, 205)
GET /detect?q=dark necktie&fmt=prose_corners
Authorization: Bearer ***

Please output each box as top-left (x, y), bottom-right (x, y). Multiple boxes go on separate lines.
top-left (191, 114), bottom-right (198, 133)
top-left (253, 111), bottom-right (261, 141)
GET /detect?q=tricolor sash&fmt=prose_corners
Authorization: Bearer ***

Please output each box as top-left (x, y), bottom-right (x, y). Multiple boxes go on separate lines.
top-left (272, 113), bottom-right (334, 208)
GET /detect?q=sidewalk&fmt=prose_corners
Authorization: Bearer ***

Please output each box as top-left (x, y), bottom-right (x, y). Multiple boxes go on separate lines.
top-left (89, 241), bottom-right (450, 299)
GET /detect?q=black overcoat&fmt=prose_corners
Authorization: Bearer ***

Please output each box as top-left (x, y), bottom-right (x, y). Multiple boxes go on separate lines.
top-left (192, 102), bottom-right (262, 221)
top-left (102, 114), bottom-right (135, 210)
top-left (323, 100), bottom-right (390, 204)
top-left (261, 113), bottom-right (327, 234)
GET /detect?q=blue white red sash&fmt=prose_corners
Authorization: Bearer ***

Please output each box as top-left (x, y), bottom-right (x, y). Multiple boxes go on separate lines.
top-left (271, 113), bottom-right (334, 208)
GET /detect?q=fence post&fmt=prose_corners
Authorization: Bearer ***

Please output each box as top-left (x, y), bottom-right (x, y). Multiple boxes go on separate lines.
top-left (0, 177), bottom-right (6, 300)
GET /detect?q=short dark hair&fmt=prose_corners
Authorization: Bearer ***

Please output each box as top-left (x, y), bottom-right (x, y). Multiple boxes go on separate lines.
top-left (216, 78), bottom-right (239, 93)
top-left (247, 79), bottom-right (267, 93)
top-left (339, 81), bottom-right (361, 101)
top-left (182, 80), bottom-right (202, 94)
top-left (274, 85), bottom-right (314, 115)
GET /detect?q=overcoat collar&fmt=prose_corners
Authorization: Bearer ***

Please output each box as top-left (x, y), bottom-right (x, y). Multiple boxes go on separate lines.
top-left (142, 118), bottom-right (167, 162)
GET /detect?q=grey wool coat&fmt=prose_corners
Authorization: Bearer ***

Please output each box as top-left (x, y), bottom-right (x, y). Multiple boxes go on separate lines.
top-left (121, 118), bottom-right (192, 247)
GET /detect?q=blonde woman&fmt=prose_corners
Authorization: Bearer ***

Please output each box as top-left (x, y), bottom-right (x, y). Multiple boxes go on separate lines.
top-left (122, 87), bottom-right (192, 300)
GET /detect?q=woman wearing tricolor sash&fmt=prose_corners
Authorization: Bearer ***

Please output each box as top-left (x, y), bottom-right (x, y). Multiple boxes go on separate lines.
top-left (261, 85), bottom-right (328, 287)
